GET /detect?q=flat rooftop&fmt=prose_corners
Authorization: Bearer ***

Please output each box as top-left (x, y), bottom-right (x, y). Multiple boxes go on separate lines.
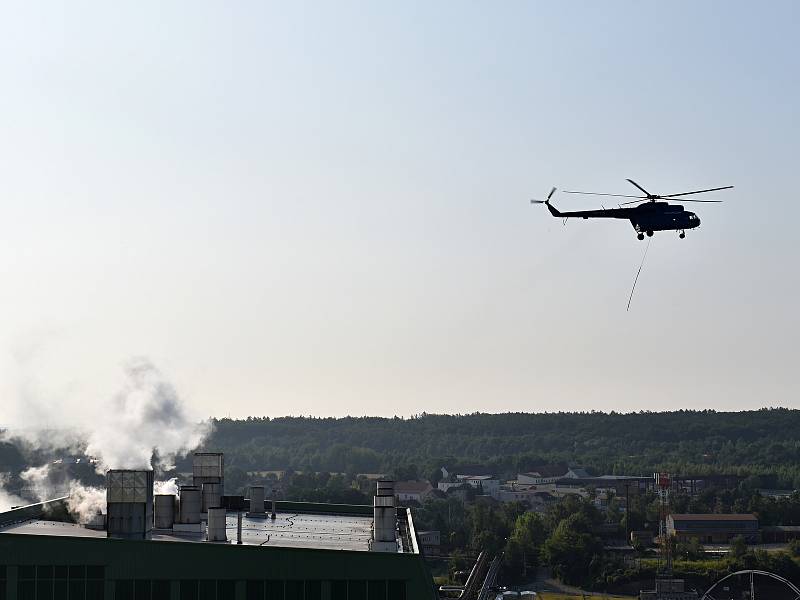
top-left (670, 513), bottom-right (757, 522)
top-left (0, 511), bottom-right (379, 553)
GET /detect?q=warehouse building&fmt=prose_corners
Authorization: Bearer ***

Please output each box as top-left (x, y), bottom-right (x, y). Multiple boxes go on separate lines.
top-left (666, 513), bottom-right (760, 544)
top-left (0, 454), bottom-right (436, 600)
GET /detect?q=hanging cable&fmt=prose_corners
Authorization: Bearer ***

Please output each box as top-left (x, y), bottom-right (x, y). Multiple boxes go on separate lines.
top-left (627, 237), bottom-right (651, 311)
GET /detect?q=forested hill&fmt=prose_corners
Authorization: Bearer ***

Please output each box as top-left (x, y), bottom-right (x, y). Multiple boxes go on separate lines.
top-left (201, 409), bottom-right (800, 485)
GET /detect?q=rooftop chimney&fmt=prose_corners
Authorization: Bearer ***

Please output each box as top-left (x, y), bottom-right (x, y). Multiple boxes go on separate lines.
top-left (192, 452), bottom-right (224, 488)
top-left (248, 486), bottom-right (265, 517)
top-left (173, 485), bottom-right (203, 532)
top-left (193, 452), bottom-right (224, 514)
top-left (371, 479), bottom-right (398, 552)
top-left (106, 470), bottom-right (154, 539)
top-left (206, 507), bottom-right (227, 542)
top-left (154, 494), bottom-right (176, 529)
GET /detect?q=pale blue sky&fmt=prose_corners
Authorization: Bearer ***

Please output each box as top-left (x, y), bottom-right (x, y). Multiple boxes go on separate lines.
top-left (0, 2), bottom-right (798, 423)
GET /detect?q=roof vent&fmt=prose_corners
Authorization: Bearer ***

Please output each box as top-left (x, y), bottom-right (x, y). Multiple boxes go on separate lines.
top-left (154, 494), bottom-right (176, 529)
top-left (174, 485), bottom-right (203, 533)
top-left (106, 470), bottom-right (154, 539)
top-left (371, 479), bottom-right (398, 552)
top-left (207, 507), bottom-right (227, 542)
top-left (248, 486), bottom-right (265, 517)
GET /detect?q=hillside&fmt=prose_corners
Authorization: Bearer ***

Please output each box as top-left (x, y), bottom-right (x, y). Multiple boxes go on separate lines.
top-left (200, 408), bottom-right (800, 486)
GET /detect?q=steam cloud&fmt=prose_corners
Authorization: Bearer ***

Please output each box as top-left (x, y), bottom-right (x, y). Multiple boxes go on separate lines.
top-left (65, 482), bottom-right (106, 524)
top-left (154, 477), bottom-right (180, 496)
top-left (0, 356), bottom-right (211, 521)
top-left (0, 473), bottom-right (25, 512)
top-left (85, 358), bottom-right (211, 473)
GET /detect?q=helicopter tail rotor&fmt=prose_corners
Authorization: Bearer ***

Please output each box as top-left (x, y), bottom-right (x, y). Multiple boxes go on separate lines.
top-left (530, 186), bottom-right (557, 204)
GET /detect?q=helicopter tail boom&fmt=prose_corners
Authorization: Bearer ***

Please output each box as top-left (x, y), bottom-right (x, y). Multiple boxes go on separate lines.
top-left (545, 201), bottom-right (563, 217)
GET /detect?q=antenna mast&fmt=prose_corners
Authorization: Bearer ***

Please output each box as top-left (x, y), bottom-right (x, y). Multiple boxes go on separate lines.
top-left (655, 472), bottom-right (673, 575)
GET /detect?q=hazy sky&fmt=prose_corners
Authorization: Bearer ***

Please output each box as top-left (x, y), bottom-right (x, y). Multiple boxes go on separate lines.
top-left (1, 2), bottom-right (798, 422)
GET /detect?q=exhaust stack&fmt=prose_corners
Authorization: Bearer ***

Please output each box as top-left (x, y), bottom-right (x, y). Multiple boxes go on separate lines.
top-left (154, 494), bottom-right (177, 529)
top-left (248, 486), bottom-right (265, 517)
top-left (207, 507), bottom-right (227, 542)
top-left (106, 470), bottom-right (154, 539)
top-left (371, 479), bottom-right (398, 552)
top-left (174, 485), bottom-right (203, 532)
top-left (201, 482), bottom-right (222, 515)
top-left (192, 452), bottom-right (224, 488)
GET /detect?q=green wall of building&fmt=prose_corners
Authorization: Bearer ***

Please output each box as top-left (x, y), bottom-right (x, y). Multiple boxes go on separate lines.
top-left (0, 531), bottom-right (437, 600)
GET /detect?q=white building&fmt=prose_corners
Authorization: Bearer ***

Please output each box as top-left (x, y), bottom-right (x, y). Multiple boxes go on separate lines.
top-left (497, 487), bottom-right (556, 510)
top-left (565, 468), bottom-right (591, 479)
top-left (517, 465), bottom-right (570, 485)
top-left (394, 480), bottom-right (434, 503)
top-left (456, 475), bottom-right (500, 499)
top-left (437, 481), bottom-right (463, 493)
top-left (417, 530), bottom-right (441, 555)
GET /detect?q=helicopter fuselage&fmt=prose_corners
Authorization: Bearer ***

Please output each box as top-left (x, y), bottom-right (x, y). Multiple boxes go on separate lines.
top-left (545, 200), bottom-right (700, 236)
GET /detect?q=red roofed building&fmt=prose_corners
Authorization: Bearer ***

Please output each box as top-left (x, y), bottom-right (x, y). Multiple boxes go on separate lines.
top-left (394, 480), bottom-right (434, 504)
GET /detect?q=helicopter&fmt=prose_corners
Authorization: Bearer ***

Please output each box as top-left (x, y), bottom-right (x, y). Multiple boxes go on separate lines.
top-left (531, 179), bottom-right (733, 239)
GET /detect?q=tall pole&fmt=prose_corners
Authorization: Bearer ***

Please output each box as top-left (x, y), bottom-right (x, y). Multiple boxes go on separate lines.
top-left (625, 482), bottom-right (631, 544)
top-left (655, 472), bottom-right (673, 575)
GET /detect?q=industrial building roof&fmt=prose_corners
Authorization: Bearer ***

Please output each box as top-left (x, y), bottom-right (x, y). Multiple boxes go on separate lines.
top-left (669, 514), bottom-right (758, 521)
top-left (0, 511), bottom-right (381, 553)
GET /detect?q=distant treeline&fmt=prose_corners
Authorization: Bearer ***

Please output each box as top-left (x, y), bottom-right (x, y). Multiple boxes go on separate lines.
top-left (195, 408), bottom-right (800, 488)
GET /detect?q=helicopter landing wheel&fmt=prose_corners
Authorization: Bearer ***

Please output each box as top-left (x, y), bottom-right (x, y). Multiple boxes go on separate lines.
top-left (646, 230), bottom-right (653, 237)
top-left (679, 231), bottom-right (685, 239)
top-left (637, 233), bottom-right (644, 240)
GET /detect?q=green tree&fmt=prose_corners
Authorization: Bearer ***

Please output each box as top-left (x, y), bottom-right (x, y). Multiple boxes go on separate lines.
top-left (543, 513), bottom-right (603, 586)
top-left (729, 535), bottom-right (747, 559)
top-left (676, 537), bottom-right (704, 560)
top-left (503, 512), bottom-right (546, 580)
top-left (448, 549), bottom-right (469, 583)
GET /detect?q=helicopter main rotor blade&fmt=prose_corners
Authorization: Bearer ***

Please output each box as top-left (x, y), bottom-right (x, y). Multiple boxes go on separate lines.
top-left (626, 179), bottom-right (653, 196)
top-left (665, 198), bottom-right (724, 203)
top-left (563, 191), bottom-right (644, 199)
top-left (619, 199), bottom-right (647, 206)
top-left (661, 185), bottom-right (734, 198)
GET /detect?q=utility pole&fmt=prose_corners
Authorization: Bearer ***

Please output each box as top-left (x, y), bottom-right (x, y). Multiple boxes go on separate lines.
top-left (625, 482), bottom-right (631, 544)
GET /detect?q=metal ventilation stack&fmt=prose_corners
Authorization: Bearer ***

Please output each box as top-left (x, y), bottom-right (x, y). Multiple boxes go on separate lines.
top-left (206, 507), bottom-right (227, 542)
top-left (248, 486), bottom-right (265, 517)
top-left (106, 470), bottom-right (154, 539)
top-left (154, 494), bottom-right (176, 529)
top-left (192, 452), bottom-right (224, 514)
top-left (370, 479), bottom-right (398, 552)
top-left (174, 485), bottom-right (203, 532)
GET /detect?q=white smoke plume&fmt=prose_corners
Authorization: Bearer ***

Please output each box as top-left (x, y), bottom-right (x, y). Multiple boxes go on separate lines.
top-left (15, 462), bottom-right (181, 522)
top-left (154, 477), bottom-right (180, 496)
top-left (20, 464), bottom-right (100, 523)
top-left (66, 482), bottom-right (106, 524)
top-left (0, 473), bottom-right (25, 512)
top-left (0, 352), bottom-right (211, 512)
top-left (85, 358), bottom-right (211, 473)
top-left (20, 464), bottom-right (64, 500)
